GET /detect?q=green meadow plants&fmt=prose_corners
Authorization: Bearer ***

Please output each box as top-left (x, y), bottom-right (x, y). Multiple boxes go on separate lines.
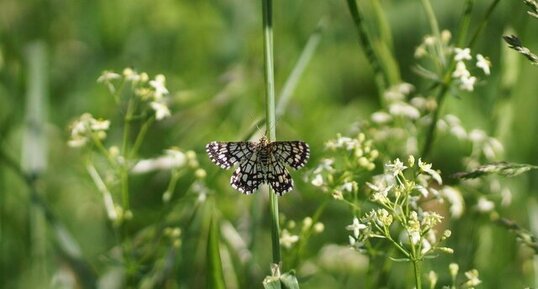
top-left (3, 0), bottom-right (538, 289)
top-left (67, 69), bottom-right (207, 287)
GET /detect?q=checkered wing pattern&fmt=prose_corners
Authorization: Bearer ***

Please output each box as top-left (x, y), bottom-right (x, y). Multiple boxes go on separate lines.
top-left (271, 141), bottom-right (310, 169)
top-left (267, 154), bottom-right (294, 196)
top-left (230, 151), bottom-right (264, 194)
top-left (206, 141), bottom-right (255, 169)
top-left (206, 138), bottom-right (310, 196)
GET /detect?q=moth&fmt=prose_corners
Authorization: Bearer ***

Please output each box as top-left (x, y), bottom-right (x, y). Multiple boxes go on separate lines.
top-left (206, 136), bottom-right (310, 195)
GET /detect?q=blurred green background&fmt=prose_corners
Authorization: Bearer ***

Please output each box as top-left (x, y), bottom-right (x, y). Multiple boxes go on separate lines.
top-left (1, 0), bottom-right (538, 288)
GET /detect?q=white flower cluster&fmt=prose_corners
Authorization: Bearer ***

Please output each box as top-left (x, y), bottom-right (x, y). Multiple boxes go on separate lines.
top-left (438, 114), bottom-right (504, 161)
top-left (367, 83), bottom-right (436, 156)
top-left (309, 133), bottom-right (378, 199)
top-left (279, 217), bottom-right (324, 249)
top-left (414, 29), bottom-right (491, 92)
top-left (436, 113), bottom-right (509, 212)
top-left (97, 68), bottom-right (172, 121)
top-left (68, 113), bottom-right (111, 148)
top-left (428, 263), bottom-right (481, 289)
top-left (414, 30), bottom-right (452, 59)
top-left (452, 48), bottom-right (490, 92)
top-left (347, 157), bottom-right (454, 259)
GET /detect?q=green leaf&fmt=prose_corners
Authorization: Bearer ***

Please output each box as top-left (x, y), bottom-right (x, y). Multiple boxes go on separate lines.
top-left (207, 212), bottom-right (226, 289)
top-left (452, 162), bottom-right (538, 179)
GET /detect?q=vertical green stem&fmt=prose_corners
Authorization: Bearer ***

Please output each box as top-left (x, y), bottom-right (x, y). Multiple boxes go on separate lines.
top-left (413, 260), bottom-right (423, 289)
top-left (346, 0), bottom-right (387, 94)
top-left (129, 116), bottom-right (155, 159)
top-left (261, 0), bottom-right (281, 271)
top-left (421, 84), bottom-right (449, 158)
top-left (467, 0), bottom-right (501, 48)
top-left (456, 0), bottom-right (474, 47)
top-left (419, 0), bottom-right (445, 158)
top-left (420, 0), bottom-right (500, 158)
top-left (121, 99), bottom-right (135, 211)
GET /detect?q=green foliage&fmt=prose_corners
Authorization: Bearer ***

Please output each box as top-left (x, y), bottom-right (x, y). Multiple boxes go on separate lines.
top-left (1, 0), bottom-right (538, 289)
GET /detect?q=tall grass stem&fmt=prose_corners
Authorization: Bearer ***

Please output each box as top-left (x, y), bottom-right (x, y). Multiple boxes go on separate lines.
top-left (261, 0), bottom-right (281, 270)
top-left (346, 0), bottom-right (388, 94)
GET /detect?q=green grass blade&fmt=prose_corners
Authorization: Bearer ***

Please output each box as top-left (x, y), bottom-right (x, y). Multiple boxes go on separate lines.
top-left (452, 162), bottom-right (538, 179)
top-left (207, 211), bottom-right (226, 289)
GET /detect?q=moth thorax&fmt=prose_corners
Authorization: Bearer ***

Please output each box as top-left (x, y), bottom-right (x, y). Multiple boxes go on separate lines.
top-left (258, 147), bottom-right (270, 164)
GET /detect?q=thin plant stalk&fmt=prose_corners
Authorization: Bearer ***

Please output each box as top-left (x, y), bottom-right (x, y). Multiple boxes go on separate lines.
top-left (467, 0), bottom-right (501, 48)
top-left (129, 116), bottom-right (155, 159)
top-left (420, 0), bottom-right (444, 66)
top-left (413, 260), bottom-right (423, 289)
top-left (420, 0), bottom-right (500, 158)
top-left (276, 18), bottom-right (325, 118)
top-left (346, 0), bottom-right (388, 94)
top-left (261, 0), bottom-right (281, 272)
top-left (456, 0), bottom-right (474, 47)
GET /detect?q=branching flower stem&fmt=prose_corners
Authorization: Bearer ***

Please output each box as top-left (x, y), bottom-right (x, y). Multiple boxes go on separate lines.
top-left (261, 0), bottom-right (281, 274)
top-left (420, 0), bottom-right (499, 158)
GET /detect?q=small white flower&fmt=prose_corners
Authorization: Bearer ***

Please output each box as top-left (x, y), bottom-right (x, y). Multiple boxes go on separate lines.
top-left (97, 71), bottom-right (121, 83)
top-left (341, 181), bottom-right (356, 193)
top-left (314, 222), bottom-right (325, 233)
top-left (132, 149), bottom-right (186, 173)
top-left (415, 45), bottom-right (426, 58)
top-left (280, 229), bottom-right (299, 249)
top-left (459, 75), bottom-right (477, 91)
top-left (424, 36), bottom-right (436, 46)
top-left (367, 181), bottom-right (392, 204)
top-left (422, 211), bottom-right (443, 227)
top-left (483, 137), bottom-right (504, 160)
top-left (337, 136), bottom-right (357, 150)
top-left (397, 83), bottom-right (414, 95)
top-left (464, 269), bottom-right (481, 286)
top-left (385, 158), bottom-right (408, 177)
top-left (476, 197), bottom-right (495, 212)
top-left (384, 90), bottom-right (405, 102)
top-left (418, 158), bottom-right (442, 184)
top-left (421, 239), bottom-right (432, 254)
top-left (441, 186), bottom-right (464, 218)
top-left (389, 102), bottom-right (420, 119)
top-left (501, 187), bottom-right (512, 206)
top-left (348, 235), bottom-right (358, 246)
top-left (468, 129), bottom-right (486, 143)
top-left (150, 101), bottom-right (171, 120)
top-left (440, 30), bottom-right (452, 44)
top-left (408, 155), bottom-right (415, 167)
top-left (410, 97), bottom-right (427, 110)
top-left (449, 263), bottom-right (459, 278)
top-left (149, 74), bottom-right (169, 99)
top-left (450, 125), bottom-right (467, 140)
top-left (371, 111), bottom-right (393, 124)
top-left (90, 119), bottom-right (111, 131)
top-left (123, 68), bottom-right (143, 82)
top-left (303, 217), bottom-right (313, 230)
top-left (67, 137), bottom-right (88, 148)
top-left (346, 217), bottom-right (367, 239)
top-left (452, 61), bottom-right (470, 79)
top-left (445, 114), bottom-right (462, 126)
top-left (415, 185), bottom-right (430, 198)
top-left (67, 113), bottom-right (110, 148)
top-left (454, 47), bottom-right (472, 61)
top-left (311, 174), bottom-right (324, 187)
top-left (476, 54), bottom-right (491, 75)
top-left (313, 158), bottom-right (334, 174)
top-left (376, 209), bottom-right (393, 227)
